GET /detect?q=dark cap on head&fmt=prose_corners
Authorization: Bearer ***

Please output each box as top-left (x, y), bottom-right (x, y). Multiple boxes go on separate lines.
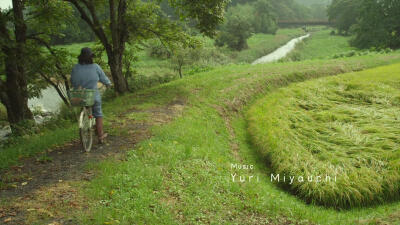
top-left (78, 47), bottom-right (94, 65)
top-left (80, 47), bottom-right (94, 57)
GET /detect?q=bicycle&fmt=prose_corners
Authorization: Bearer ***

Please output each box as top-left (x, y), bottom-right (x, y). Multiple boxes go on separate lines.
top-left (78, 106), bottom-right (95, 152)
top-left (68, 89), bottom-right (96, 152)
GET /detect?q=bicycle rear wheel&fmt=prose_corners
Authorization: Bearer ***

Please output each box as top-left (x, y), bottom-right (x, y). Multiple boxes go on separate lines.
top-left (79, 107), bottom-right (94, 152)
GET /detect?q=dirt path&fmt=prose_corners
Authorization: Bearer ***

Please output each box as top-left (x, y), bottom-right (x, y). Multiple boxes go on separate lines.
top-left (0, 100), bottom-right (185, 225)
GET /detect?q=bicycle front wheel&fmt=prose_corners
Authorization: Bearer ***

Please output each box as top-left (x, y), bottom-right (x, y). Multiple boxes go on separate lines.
top-left (79, 107), bottom-right (93, 152)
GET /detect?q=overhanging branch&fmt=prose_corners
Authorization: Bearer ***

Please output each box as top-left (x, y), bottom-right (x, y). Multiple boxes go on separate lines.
top-left (64, 0), bottom-right (110, 50)
top-left (28, 36), bottom-right (70, 90)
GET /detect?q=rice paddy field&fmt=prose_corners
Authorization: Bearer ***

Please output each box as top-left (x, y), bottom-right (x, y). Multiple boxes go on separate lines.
top-left (247, 63), bottom-right (400, 209)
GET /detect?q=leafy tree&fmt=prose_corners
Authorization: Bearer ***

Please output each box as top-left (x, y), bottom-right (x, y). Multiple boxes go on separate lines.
top-left (327, 0), bottom-right (362, 35)
top-left (0, 0), bottom-right (73, 134)
top-left (147, 39), bottom-right (172, 59)
top-left (31, 45), bottom-right (74, 107)
top-left (215, 5), bottom-right (253, 51)
top-left (252, 0), bottom-right (277, 34)
top-left (0, 0), bottom-right (33, 134)
top-left (269, 0), bottom-right (311, 21)
top-left (61, 0), bottom-right (229, 94)
top-left (230, 0), bottom-right (315, 21)
top-left (303, 3), bottom-right (329, 20)
top-left (170, 42), bottom-right (202, 78)
top-left (215, 1), bottom-right (277, 51)
top-left (50, 6), bottom-right (96, 45)
top-left (351, 0), bottom-right (400, 49)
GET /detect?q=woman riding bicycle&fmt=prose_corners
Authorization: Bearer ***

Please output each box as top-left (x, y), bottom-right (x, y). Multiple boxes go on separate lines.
top-left (71, 47), bottom-right (112, 144)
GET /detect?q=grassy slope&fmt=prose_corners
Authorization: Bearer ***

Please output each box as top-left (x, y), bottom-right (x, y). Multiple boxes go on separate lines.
top-left (247, 64), bottom-right (400, 208)
top-left (284, 29), bottom-right (356, 61)
top-left (77, 54), bottom-right (400, 224)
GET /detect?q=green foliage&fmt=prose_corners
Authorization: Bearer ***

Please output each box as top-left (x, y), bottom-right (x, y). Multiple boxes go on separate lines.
top-left (247, 63), bottom-right (400, 208)
top-left (327, 0), bottom-right (362, 35)
top-left (49, 5), bottom-right (96, 45)
top-left (351, 0), bottom-right (400, 49)
top-left (230, 0), bottom-right (314, 21)
top-left (215, 0), bottom-right (308, 51)
top-left (26, 0), bottom-right (75, 37)
top-left (147, 39), bottom-right (171, 59)
top-left (327, 0), bottom-right (400, 50)
top-left (307, 3), bottom-right (329, 20)
top-left (0, 0), bottom-right (75, 132)
top-left (167, 0), bottom-right (230, 37)
top-left (295, 0), bottom-right (331, 20)
top-left (215, 4), bottom-right (254, 51)
top-left (269, 0), bottom-right (311, 20)
top-left (123, 44), bottom-right (140, 81)
top-left (252, 0), bottom-right (278, 34)
top-left (170, 46), bottom-right (200, 78)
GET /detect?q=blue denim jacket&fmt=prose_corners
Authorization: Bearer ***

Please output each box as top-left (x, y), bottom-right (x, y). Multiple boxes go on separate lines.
top-left (71, 63), bottom-right (111, 102)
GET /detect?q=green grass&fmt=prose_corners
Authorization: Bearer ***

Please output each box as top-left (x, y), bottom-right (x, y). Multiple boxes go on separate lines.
top-left (57, 42), bottom-right (96, 57)
top-left (74, 54), bottom-right (400, 224)
top-left (127, 112), bottom-right (150, 121)
top-left (284, 29), bottom-right (356, 61)
top-left (247, 64), bottom-right (400, 209)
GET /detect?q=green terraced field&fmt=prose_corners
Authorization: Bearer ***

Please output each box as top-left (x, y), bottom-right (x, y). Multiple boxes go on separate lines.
top-left (247, 63), bottom-right (400, 208)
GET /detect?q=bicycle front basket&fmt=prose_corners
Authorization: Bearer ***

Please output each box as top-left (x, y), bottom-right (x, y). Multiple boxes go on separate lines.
top-left (68, 89), bottom-right (96, 107)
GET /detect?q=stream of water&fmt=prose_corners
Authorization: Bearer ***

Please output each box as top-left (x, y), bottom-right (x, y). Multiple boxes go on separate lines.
top-left (252, 34), bottom-right (310, 65)
top-left (0, 87), bottom-right (64, 141)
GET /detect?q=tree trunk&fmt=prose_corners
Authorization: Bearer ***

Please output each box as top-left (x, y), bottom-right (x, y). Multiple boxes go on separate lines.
top-left (1, 70), bottom-right (33, 132)
top-left (0, 0), bottom-right (33, 134)
top-left (178, 65), bottom-right (183, 78)
top-left (107, 50), bottom-right (130, 94)
top-left (0, 46), bottom-right (34, 134)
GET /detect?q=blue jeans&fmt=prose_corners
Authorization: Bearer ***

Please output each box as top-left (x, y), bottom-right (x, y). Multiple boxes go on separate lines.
top-left (92, 93), bottom-right (103, 118)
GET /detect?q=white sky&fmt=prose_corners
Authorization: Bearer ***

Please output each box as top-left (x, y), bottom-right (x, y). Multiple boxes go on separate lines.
top-left (0, 0), bottom-right (12, 10)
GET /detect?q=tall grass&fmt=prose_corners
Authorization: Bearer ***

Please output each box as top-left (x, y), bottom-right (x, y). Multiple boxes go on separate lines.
top-left (247, 63), bottom-right (400, 208)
